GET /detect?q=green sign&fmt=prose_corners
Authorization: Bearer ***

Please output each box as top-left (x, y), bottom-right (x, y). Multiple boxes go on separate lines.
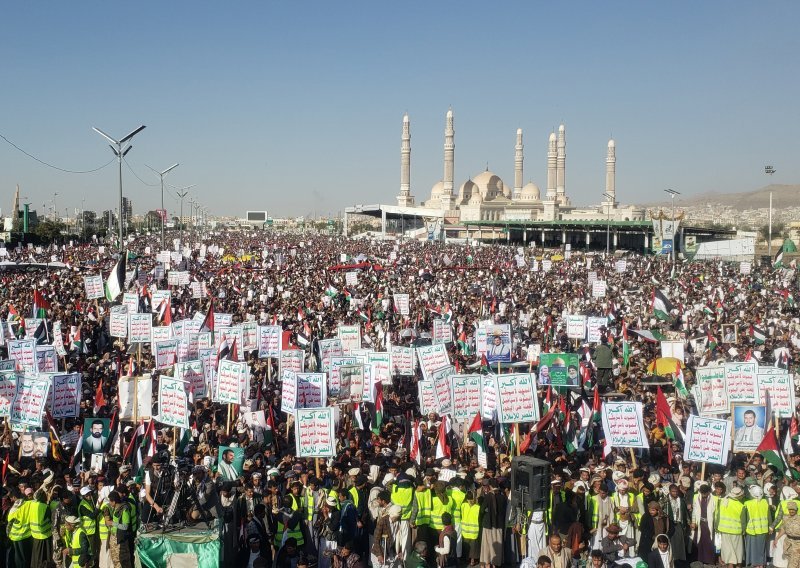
top-left (539, 353), bottom-right (580, 387)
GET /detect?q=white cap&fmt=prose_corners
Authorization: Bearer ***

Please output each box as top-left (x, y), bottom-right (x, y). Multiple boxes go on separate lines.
top-left (80, 486), bottom-right (92, 496)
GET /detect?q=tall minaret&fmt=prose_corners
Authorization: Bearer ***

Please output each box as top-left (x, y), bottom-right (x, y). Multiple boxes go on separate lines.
top-left (441, 108), bottom-right (455, 209)
top-left (605, 138), bottom-right (616, 205)
top-left (513, 128), bottom-right (523, 200)
top-left (546, 132), bottom-right (557, 200)
top-left (396, 113), bottom-right (414, 207)
top-left (556, 124), bottom-right (566, 204)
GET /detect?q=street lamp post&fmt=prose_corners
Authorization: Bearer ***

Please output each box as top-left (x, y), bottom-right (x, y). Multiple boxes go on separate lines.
top-left (146, 162), bottom-right (179, 249)
top-left (664, 189), bottom-right (680, 263)
top-left (172, 185), bottom-right (195, 249)
top-left (603, 192), bottom-right (613, 255)
top-left (92, 125), bottom-right (146, 251)
top-left (765, 165), bottom-right (776, 258)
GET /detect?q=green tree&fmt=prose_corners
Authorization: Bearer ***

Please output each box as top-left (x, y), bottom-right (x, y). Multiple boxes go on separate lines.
top-left (33, 220), bottom-right (64, 243)
top-left (759, 221), bottom-right (785, 243)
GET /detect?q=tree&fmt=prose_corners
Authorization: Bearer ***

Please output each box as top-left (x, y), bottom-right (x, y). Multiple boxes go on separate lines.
top-left (32, 220), bottom-right (64, 243)
top-left (759, 221), bottom-right (785, 243)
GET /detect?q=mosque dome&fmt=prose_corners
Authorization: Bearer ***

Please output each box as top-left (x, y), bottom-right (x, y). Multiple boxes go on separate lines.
top-left (459, 179), bottom-right (478, 204)
top-left (468, 189), bottom-right (483, 205)
top-left (429, 180), bottom-right (444, 200)
top-left (471, 169), bottom-right (505, 200)
top-left (520, 181), bottom-right (541, 201)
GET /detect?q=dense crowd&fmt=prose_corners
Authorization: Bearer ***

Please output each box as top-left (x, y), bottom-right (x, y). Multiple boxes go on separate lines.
top-left (1, 229), bottom-right (800, 568)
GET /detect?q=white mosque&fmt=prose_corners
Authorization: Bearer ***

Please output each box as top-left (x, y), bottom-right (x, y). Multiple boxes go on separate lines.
top-left (394, 109), bottom-right (644, 224)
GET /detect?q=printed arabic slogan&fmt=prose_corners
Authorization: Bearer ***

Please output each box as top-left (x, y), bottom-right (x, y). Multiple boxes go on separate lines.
top-left (157, 376), bottom-right (190, 429)
top-left (295, 407), bottom-right (336, 458)
top-left (683, 415), bottom-right (731, 466)
top-left (601, 402), bottom-right (649, 449)
top-left (496, 373), bottom-right (539, 423)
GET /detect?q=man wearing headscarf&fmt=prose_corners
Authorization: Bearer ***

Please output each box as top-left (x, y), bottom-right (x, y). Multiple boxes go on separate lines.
top-left (691, 481), bottom-right (716, 565)
top-left (776, 501), bottom-right (800, 568)
top-left (744, 484), bottom-right (772, 568)
top-left (647, 534), bottom-right (674, 568)
top-left (716, 486), bottom-right (746, 568)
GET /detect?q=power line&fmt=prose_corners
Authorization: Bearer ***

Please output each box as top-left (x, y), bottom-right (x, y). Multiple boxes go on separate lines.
top-left (0, 131), bottom-right (115, 174)
top-left (122, 157), bottom-right (159, 187)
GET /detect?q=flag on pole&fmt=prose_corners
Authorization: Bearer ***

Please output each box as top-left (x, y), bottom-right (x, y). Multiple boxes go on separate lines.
top-left (371, 383), bottom-right (384, 435)
top-left (651, 289), bottom-right (674, 321)
top-left (435, 415), bottom-right (451, 459)
top-left (353, 403), bottom-right (365, 430)
top-left (69, 424), bottom-right (84, 471)
top-left (199, 300), bottom-right (215, 334)
top-left (774, 248), bottom-right (785, 269)
top-left (157, 298), bottom-right (172, 326)
top-left (104, 253), bottom-right (128, 301)
top-left (94, 378), bottom-right (106, 414)
top-left (45, 411), bottom-right (64, 462)
top-left (32, 289), bottom-right (50, 318)
top-left (265, 406), bottom-right (275, 446)
top-left (756, 426), bottom-right (790, 477)
top-left (673, 361), bottom-right (689, 398)
top-left (750, 325), bottom-right (766, 344)
top-left (410, 419), bottom-right (422, 465)
top-left (622, 321), bottom-right (630, 368)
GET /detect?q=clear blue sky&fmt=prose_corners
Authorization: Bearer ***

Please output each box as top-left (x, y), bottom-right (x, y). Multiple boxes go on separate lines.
top-left (2, 1), bottom-right (799, 219)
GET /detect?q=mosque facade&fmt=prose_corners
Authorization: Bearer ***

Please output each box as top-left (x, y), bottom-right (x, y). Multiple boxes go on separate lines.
top-left (395, 109), bottom-right (645, 225)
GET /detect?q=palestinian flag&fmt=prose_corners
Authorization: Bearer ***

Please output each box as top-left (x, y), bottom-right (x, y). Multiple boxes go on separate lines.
top-left (103, 409), bottom-right (119, 453)
top-left (325, 284), bottom-right (338, 297)
top-left (469, 413), bottom-right (487, 466)
top-left (631, 329), bottom-right (667, 343)
top-left (585, 386), bottom-right (602, 447)
top-left (371, 383), bottom-right (384, 435)
top-left (32, 289), bottom-right (50, 318)
top-left (457, 331), bottom-right (472, 356)
top-left (775, 248), bottom-right (785, 269)
top-left (32, 319), bottom-right (48, 345)
top-left (750, 325), bottom-right (766, 344)
top-left (656, 387), bottom-right (677, 463)
top-left (779, 289), bottom-right (796, 308)
top-left (651, 289), bottom-right (674, 321)
top-left (199, 300), bottom-right (215, 333)
top-left (673, 361), bottom-right (689, 398)
top-left (756, 426), bottom-right (790, 477)
top-left (707, 330), bottom-right (718, 352)
top-left (622, 321), bottom-right (630, 368)
top-left (702, 305), bottom-right (714, 316)
top-left (177, 427), bottom-right (192, 455)
top-left (104, 253), bottom-right (128, 302)
top-left (353, 403), bottom-right (365, 430)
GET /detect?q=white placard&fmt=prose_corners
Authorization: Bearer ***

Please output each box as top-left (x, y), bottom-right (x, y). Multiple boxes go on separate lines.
top-left (601, 401), bottom-right (649, 449)
top-left (683, 414), bottom-right (731, 465)
top-left (83, 275), bottom-right (105, 299)
top-left (496, 373), bottom-right (539, 423)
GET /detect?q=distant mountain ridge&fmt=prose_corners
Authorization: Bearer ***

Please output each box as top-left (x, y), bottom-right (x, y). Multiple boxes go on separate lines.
top-left (642, 184), bottom-right (800, 211)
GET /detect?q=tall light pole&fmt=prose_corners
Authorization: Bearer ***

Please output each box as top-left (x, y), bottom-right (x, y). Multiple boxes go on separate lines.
top-left (92, 125), bottom-right (146, 251)
top-left (664, 189), bottom-right (680, 263)
top-left (52, 192), bottom-right (59, 222)
top-left (603, 192), bottom-right (613, 255)
top-left (172, 185), bottom-right (195, 249)
top-left (145, 162), bottom-right (179, 248)
top-left (765, 165), bottom-right (776, 258)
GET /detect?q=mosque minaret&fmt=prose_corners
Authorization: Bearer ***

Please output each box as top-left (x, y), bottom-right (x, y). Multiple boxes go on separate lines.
top-left (442, 108), bottom-right (456, 210)
top-left (412, 108), bottom-right (643, 224)
top-left (396, 113), bottom-right (414, 207)
top-left (546, 132), bottom-right (557, 201)
top-left (556, 124), bottom-right (568, 206)
top-left (513, 128), bottom-right (524, 200)
top-left (605, 138), bottom-right (617, 205)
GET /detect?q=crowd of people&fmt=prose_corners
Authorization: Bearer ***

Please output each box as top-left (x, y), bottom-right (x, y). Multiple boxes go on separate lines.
top-left (0, 229), bottom-right (799, 568)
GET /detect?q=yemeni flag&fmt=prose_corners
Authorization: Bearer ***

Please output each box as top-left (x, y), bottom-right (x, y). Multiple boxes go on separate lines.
top-left (750, 325), bottom-right (766, 344)
top-left (371, 383), bottom-right (384, 435)
top-left (156, 297), bottom-right (172, 326)
top-left (410, 419), bottom-right (423, 465)
top-left (775, 248), bottom-right (785, 269)
top-left (435, 415), bottom-right (451, 459)
top-left (651, 289), bottom-right (674, 321)
top-left (104, 253), bottom-right (127, 301)
top-left (32, 289), bottom-right (50, 318)
top-left (756, 425), bottom-right (790, 477)
top-left (94, 377), bottom-right (106, 414)
top-left (673, 361), bottom-right (689, 398)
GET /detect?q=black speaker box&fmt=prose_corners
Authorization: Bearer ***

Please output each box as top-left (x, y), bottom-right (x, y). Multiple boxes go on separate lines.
top-left (510, 456), bottom-right (551, 512)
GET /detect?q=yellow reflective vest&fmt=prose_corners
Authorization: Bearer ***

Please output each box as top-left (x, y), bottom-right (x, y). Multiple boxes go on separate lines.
top-left (461, 502), bottom-right (481, 540)
top-left (7, 501), bottom-right (31, 541)
top-left (431, 495), bottom-right (455, 530)
top-left (29, 500), bottom-right (52, 540)
top-left (716, 498), bottom-right (744, 535)
top-left (745, 499), bottom-right (769, 536)
top-left (391, 485), bottom-right (414, 521)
